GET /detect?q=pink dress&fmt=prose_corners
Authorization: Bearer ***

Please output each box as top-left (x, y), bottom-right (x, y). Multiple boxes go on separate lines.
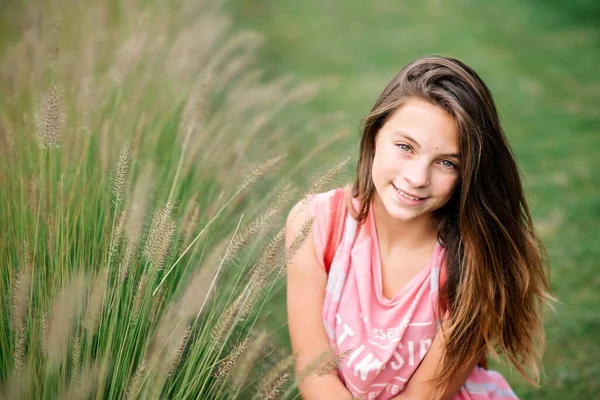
top-left (309, 188), bottom-right (518, 400)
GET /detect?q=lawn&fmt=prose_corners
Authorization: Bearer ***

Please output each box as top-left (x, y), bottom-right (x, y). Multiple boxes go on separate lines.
top-left (0, 0), bottom-right (598, 398)
top-left (227, 0), bottom-right (600, 398)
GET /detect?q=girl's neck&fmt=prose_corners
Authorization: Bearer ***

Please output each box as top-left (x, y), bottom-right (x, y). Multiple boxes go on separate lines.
top-left (371, 192), bottom-right (438, 253)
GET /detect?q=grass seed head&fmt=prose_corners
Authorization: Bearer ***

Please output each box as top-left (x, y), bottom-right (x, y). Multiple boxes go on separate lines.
top-left (239, 155), bottom-right (284, 189)
top-left (110, 210), bottom-right (127, 258)
top-left (118, 239), bottom-right (137, 285)
top-left (232, 329), bottom-right (268, 390)
top-left (285, 217), bottom-right (314, 261)
top-left (256, 354), bottom-right (294, 399)
top-left (131, 270), bottom-right (149, 324)
top-left (36, 83), bottom-right (65, 148)
top-left (112, 146), bottom-right (131, 205)
top-left (126, 360), bottom-right (147, 400)
top-left (13, 326), bottom-right (27, 372)
top-left (214, 337), bottom-right (251, 379)
top-left (84, 269), bottom-right (108, 334)
top-left (182, 200), bottom-right (201, 247)
top-left (47, 273), bottom-right (87, 365)
top-left (12, 241), bottom-right (32, 333)
top-left (166, 324), bottom-right (192, 379)
top-left (144, 202), bottom-right (176, 270)
top-left (71, 334), bottom-right (82, 386)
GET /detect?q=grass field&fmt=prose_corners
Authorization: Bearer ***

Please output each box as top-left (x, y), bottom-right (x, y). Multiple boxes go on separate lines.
top-left (227, 0), bottom-right (600, 398)
top-left (1, 0), bottom-right (598, 398)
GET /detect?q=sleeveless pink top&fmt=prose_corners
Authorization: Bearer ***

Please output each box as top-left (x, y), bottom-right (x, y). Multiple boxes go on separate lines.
top-left (309, 188), bottom-right (519, 400)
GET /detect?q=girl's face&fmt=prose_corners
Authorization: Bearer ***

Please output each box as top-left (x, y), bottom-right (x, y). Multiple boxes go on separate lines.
top-left (371, 98), bottom-right (460, 223)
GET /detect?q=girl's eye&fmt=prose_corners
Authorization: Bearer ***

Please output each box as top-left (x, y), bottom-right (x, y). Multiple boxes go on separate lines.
top-left (440, 160), bottom-right (457, 169)
top-left (397, 143), bottom-right (413, 152)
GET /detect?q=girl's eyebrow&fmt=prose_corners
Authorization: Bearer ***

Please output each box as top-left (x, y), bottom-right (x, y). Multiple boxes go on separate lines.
top-left (394, 131), bottom-right (460, 159)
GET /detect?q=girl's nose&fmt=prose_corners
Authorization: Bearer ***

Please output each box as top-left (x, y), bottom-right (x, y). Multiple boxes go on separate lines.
top-left (402, 159), bottom-right (430, 188)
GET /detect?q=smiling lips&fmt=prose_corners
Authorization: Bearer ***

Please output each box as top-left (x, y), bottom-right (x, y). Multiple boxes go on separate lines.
top-left (393, 184), bottom-right (427, 201)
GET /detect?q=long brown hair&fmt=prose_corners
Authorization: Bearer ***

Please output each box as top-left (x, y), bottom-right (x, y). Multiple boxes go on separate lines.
top-left (348, 55), bottom-right (553, 396)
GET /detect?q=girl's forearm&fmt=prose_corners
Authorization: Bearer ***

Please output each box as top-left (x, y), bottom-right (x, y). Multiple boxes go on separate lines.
top-left (297, 373), bottom-right (354, 400)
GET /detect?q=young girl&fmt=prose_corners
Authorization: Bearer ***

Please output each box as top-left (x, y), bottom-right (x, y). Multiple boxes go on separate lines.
top-left (285, 56), bottom-right (552, 400)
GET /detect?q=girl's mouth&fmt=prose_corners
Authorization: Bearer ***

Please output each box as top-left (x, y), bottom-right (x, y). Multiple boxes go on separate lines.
top-left (392, 184), bottom-right (428, 205)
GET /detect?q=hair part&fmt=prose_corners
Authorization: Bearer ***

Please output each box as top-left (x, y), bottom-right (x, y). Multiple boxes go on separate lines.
top-left (347, 55), bottom-right (553, 397)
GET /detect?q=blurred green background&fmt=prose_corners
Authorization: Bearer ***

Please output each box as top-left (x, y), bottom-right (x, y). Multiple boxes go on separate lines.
top-left (226, 0), bottom-right (600, 399)
top-left (1, 0), bottom-right (598, 398)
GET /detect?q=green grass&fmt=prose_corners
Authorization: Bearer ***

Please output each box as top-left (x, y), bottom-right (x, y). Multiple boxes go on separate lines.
top-left (0, 0), bottom-right (347, 398)
top-left (1, 0), bottom-right (598, 398)
top-left (227, 0), bottom-right (600, 398)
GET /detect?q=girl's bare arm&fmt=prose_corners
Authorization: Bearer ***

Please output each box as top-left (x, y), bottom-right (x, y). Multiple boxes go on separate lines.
top-left (286, 201), bottom-right (354, 400)
top-left (391, 323), bottom-right (482, 400)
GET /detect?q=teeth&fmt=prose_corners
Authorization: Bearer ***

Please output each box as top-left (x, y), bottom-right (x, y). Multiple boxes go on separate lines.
top-left (397, 188), bottom-right (420, 201)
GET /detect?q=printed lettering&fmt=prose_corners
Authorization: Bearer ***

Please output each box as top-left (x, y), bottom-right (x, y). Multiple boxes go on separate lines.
top-left (353, 353), bottom-right (384, 381)
top-left (419, 339), bottom-right (432, 360)
top-left (390, 348), bottom-right (405, 370)
top-left (347, 344), bottom-right (365, 367)
top-left (387, 327), bottom-right (396, 340)
top-left (408, 341), bottom-right (415, 366)
top-left (337, 324), bottom-right (355, 345)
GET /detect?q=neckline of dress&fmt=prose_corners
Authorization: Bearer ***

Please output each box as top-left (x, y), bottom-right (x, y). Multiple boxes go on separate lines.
top-left (366, 200), bottom-right (441, 305)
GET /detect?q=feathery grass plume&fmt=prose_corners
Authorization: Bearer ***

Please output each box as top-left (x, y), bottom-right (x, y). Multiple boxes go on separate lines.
top-left (125, 164), bottom-right (154, 241)
top-left (176, 262), bottom-right (217, 320)
top-left (232, 329), bottom-right (268, 391)
top-left (255, 228), bottom-right (286, 272)
top-left (182, 200), bottom-right (201, 247)
top-left (58, 362), bottom-right (98, 400)
top-left (13, 326), bottom-right (27, 372)
top-left (126, 360), bottom-right (147, 400)
top-left (71, 334), bottom-right (82, 386)
top-left (148, 257), bottom-right (220, 369)
top-left (314, 348), bottom-right (353, 377)
top-left (294, 348), bottom-right (349, 384)
top-left (149, 283), bottom-right (165, 324)
top-left (47, 273), bottom-right (87, 365)
top-left (302, 158), bottom-right (351, 208)
top-left (166, 324), bottom-right (192, 379)
top-left (214, 337), bottom-right (251, 379)
top-left (131, 270), bottom-right (149, 324)
top-left (35, 82), bottom-right (65, 148)
top-left (110, 210), bottom-right (127, 258)
top-left (112, 146), bottom-right (131, 206)
top-left (247, 228), bottom-right (286, 291)
top-left (179, 72), bottom-right (212, 144)
top-left (12, 241), bottom-right (32, 333)
top-left (210, 293), bottom-right (244, 343)
top-left (255, 354), bottom-right (294, 400)
top-left (239, 156), bottom-right (284, 189)
top-left (263, 373), bottom-right (289, 400)
top-left (41, 313), bottom-right (48, 358)
top-left (26, 175), bottom-right (40, 213)
top-left (222, 206), bottom-right (279, 265)
top-left (285, 217), bottom-right (314, 262)
top-left (213, 53), bottom-right (255, 90)
top-left (118, 239), bottom-right (137, 286)
top-left (84, 268), bottom-right (108, 334)
top-left (144, 202), bottom-right (176, 270)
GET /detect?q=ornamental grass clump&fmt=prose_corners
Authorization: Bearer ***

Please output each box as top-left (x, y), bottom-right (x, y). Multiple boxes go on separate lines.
top-left (0, 0), bottom-right (349, 398)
